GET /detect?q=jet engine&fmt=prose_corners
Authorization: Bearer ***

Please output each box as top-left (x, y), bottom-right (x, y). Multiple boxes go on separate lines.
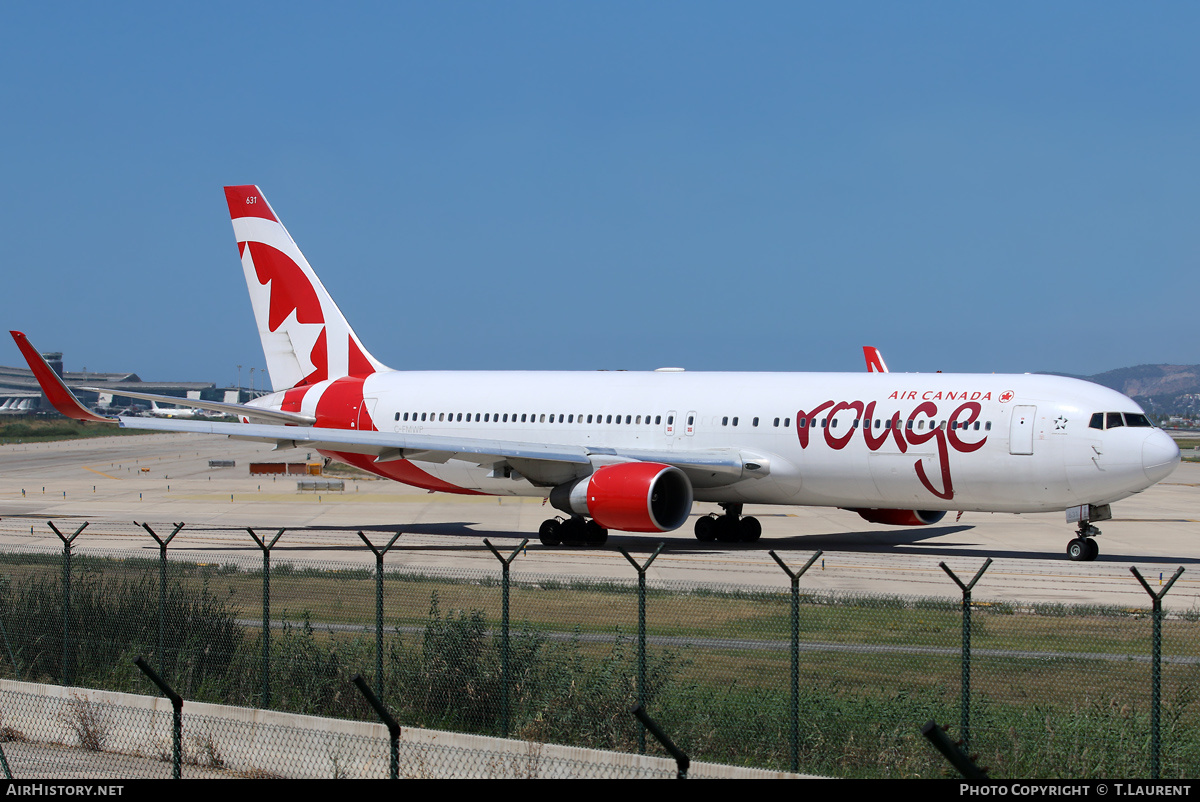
top-left (850, 508), bottom-right (948, 526)
top-left (549, 462), bottom-right (693, 532)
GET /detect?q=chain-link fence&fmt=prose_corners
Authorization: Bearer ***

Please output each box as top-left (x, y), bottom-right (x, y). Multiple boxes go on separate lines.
top-left (0, 521), bottom-right (1196, 779)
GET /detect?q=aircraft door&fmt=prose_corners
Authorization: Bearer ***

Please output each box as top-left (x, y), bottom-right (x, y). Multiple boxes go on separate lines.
top-left (665, 410), bottom-right (676, 437)
top-left (685, 411), bottom-right (697, 436)
top-left (358, 397), bottom-right (379, 432)
top-left (1009, 405), bottom-right (1036, 455)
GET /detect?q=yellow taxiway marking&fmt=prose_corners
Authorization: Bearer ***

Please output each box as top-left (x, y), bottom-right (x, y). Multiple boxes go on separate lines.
top-left (82, 466), bottom-right (123, 481)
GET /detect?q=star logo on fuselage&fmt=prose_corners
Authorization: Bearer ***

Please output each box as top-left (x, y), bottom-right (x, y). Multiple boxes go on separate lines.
top-left (1054, 416), bottom-right (1068, 430)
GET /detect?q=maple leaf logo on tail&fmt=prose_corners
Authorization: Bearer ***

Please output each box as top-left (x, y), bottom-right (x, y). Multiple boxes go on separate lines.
top-left (224, 186), bottom-right (387, 391)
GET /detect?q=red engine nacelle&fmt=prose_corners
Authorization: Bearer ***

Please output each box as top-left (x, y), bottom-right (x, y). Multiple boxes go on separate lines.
top-left (549, 462), bottom-right (693, 532)
top-left (850, 508), bottom-right (948, 527)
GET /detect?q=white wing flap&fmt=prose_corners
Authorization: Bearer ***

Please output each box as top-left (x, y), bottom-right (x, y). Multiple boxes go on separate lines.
top-left (117, 417), bottom-right (747, 478)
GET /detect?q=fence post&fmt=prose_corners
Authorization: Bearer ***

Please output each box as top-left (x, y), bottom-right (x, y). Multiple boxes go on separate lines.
top-left (483, 537), bottom-right (529, 737)
top-left (134, 656), bottom-right (183, 779)
top-left (47, 521), bottom-right (87, 686)
top-left (247, 528), bottom-right (285, 708)
top-left (768, 549), bottom-right (823, 773)
top-left (939, 558), bottom-right (992, 753)
top-left (352, 674), bottom-right (400, 779)
top-left (1130, 565), bottom-right (1184, 779)
top-left (631, 704), bottom-right (689, 778)
top-left (138, 522), bottom-right (184, 680)
top-left (619, 542), bottom-right (664, 755)
top-left (358, 531), bottom-right (401, 700)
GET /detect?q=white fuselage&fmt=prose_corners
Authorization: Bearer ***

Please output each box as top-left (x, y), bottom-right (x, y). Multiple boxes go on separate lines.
top-left (251, 369), bottom-right (1178, 514)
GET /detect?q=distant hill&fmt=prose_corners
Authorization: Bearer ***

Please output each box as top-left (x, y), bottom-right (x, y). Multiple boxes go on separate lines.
top-left (1044, 365), bottom-right (1200, 417)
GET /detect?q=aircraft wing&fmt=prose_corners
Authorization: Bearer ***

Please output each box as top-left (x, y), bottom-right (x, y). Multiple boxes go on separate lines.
top-left (12, 330), bottom-right (751, 486)
top-left (863, 346), bottom-right (889, 373)
top-left (119, 416), bottom-right (752, 481)
top-left (10, 331), bottom-right (116, 423)
top-left (9, 331), bottom-right (312, 426)
top-left (81, 386), bottom-right (314, 426)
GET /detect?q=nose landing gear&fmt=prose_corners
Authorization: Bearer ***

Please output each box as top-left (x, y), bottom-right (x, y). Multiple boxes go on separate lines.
top-left (694, 503), bottom-right (762, 543)
top-left (1064, 504), bottom-right (1110, 562)
top-left (1066, 522), bottom-right (1100, 562)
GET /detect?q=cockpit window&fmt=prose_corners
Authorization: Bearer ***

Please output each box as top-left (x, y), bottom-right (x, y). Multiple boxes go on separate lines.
top-left (1091, 411), bottom-right (1154, 430)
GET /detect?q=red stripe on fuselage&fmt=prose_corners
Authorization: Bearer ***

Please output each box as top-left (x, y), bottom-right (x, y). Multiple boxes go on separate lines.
top-left (321, 450), bottom-right (483, 495)
top-left (310, 376), bottom-right (478, 494)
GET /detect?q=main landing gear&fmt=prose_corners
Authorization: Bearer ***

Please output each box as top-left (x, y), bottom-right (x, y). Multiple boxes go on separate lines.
top-left (1066, 521), bottom-right (1100, 562)
top-left (539, 516), bottom-right (608, 547)
top-left (694, 503), bottom-right (762, 543)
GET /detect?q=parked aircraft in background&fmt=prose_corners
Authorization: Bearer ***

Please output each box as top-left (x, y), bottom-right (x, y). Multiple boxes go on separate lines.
top-left (145, 400), bottom-right (204, 419)
top-left (9, 186), bottom-right (1181, 561)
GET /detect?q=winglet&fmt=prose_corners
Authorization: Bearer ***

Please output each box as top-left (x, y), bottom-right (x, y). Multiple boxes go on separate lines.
top-left (9, 332), bottom-right (116, 423)
top-left (863, 346), bottom-right (889, 373)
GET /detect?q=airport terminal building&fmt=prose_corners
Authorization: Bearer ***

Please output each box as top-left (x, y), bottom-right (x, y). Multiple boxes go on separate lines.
top-left (0, 351), bottom-right (251, 415)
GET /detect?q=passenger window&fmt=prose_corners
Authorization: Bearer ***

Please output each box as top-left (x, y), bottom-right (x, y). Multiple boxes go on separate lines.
top-left (752, 417), bottom-right (759, 427)
top-left (773, 417), bottom-right (780, 427)
top-left (733, 417), bottom-right (739, 426)
top-left (784, 418), bottom-right (790, 427)
top-left (722, 417), bottom-right (728, 426)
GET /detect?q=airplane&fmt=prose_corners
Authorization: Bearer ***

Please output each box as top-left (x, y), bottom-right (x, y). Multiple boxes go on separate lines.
top-left (9, 185), bottom-right (1181, 561)
top-left (146, 400), bottom-right (205, 419)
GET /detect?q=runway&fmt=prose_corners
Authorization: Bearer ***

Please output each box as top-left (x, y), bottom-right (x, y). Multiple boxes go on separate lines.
top-left (0, 431), bottom-right (1196, 610)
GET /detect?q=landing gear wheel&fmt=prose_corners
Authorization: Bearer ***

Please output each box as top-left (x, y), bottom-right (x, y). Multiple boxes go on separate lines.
top-left (715, 515), bottom-right (742, 542)
top-left (585, 520), bottom-right (608, 546)
top-left (559, 516), bottom-right (586, 544)
top-left (695, 515), bottom-right (717, 541)
top-left (1067, 538), bottom-right (1091, 561)
top-left (740, 516), bottom-right (762, 542)
top-left (1084, 538), bottom-right (1099, 561)
top-left (539, 519), bottom-right (562, 546)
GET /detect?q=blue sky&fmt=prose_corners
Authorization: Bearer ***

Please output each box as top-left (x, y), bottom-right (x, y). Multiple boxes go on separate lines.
top-left (1, 3), bottom-right (1196, 387)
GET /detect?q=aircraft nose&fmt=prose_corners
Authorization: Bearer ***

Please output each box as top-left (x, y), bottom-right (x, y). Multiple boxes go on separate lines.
top-left (1143, 430), bottom-right (1181, 484)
